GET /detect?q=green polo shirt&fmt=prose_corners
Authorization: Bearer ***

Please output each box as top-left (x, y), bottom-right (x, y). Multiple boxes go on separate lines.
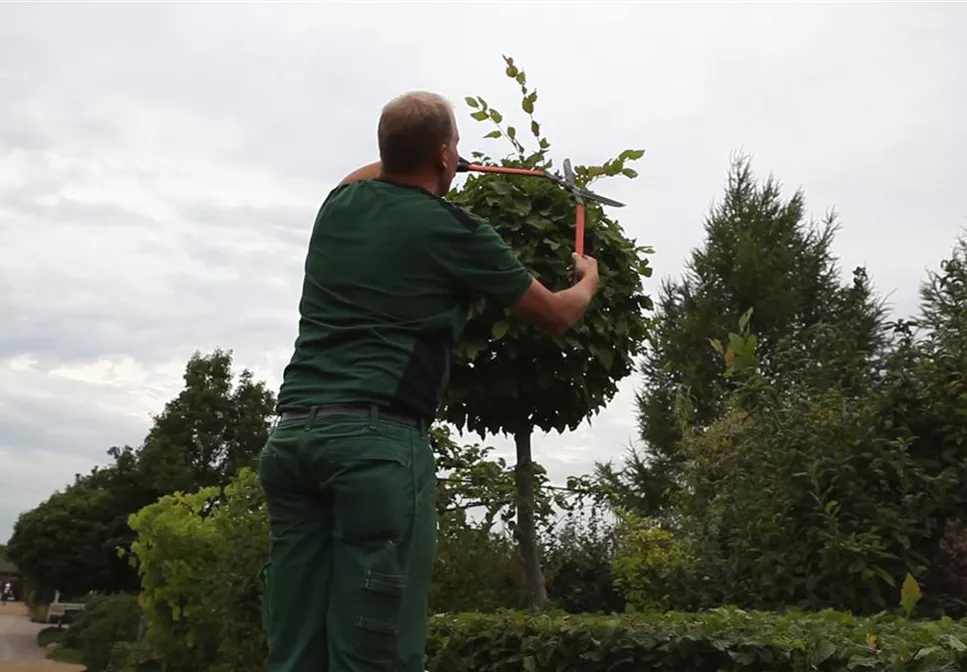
top-left (277, 178), bottom-right (533, 420)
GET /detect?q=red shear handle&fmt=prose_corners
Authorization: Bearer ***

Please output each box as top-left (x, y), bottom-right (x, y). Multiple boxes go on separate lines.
top-left (575, 204), bottom-right (585, 257)
top-left (456, 161), bottom-right (544, 178)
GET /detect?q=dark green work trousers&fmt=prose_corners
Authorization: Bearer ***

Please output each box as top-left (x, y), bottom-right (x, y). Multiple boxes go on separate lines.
top-left (258, 408), bottom-right (437, 672)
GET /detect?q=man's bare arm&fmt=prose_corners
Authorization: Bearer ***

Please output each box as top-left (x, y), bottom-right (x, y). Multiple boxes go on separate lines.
top-left (339, 161), bottom-right (382, 186)
top-left (510, 254), bottom-right (600, 335)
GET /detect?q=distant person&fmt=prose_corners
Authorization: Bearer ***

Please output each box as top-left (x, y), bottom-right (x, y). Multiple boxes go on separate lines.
top-left (258, 90), bottom-right (601, 672)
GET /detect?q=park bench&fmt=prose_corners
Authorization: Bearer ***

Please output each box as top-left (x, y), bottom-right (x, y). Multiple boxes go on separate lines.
top-left (46, 601), bottom-right (85, 623)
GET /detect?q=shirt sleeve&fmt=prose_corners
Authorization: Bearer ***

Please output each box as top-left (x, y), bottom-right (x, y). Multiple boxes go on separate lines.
top-left (434, 208), bottom-right (534, 309)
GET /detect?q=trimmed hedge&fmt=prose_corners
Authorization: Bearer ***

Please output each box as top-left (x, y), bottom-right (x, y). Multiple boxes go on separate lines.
top-left (425, 608), bottom-right (967, 671)
top-left (77, 603), bottom-right (967, 671)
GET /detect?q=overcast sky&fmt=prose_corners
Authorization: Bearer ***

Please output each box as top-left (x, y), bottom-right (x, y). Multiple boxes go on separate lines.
top-left (1, 2), bottom-right (965, 543)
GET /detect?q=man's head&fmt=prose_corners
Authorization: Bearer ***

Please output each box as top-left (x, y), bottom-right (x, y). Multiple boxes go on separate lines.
top-left (377, 91), bottom-right (460, 196)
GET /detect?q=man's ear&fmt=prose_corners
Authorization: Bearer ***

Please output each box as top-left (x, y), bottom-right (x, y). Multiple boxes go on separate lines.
top-left (437, 145), bottom-right (451, 173)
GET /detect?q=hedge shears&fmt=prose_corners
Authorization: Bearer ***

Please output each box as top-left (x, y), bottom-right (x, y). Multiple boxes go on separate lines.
top-left (455, 157), bottom-right (625, 257)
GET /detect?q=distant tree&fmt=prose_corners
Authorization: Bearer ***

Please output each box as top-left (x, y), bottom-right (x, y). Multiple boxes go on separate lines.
top-left (609, 233), bottom-right (967, 617)
top-left (918, 235), bottom-right (967, 353)
top-left (599, 155), bottom-right (888, 517)
top-left (611, 307), bottom-right (949, 616)
top-left (442, 55), bottom-right (654, 610)
top-left (7, 475), bottom-right (129, 599)
top-left (136, 349), bottom-right (276, 498)
top-left (881, 235), bottom-right (967, 614)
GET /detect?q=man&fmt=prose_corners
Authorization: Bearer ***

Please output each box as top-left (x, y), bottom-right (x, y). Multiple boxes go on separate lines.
top-left (258, 90), bottom-right (600, 672)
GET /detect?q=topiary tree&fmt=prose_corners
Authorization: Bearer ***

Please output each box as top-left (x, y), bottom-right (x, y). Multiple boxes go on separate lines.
top-left (441, 55), bottom-right (654, 610)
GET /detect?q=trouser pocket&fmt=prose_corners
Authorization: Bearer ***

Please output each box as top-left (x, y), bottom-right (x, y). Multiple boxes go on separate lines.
top-left (351, 543), bottom-right (407, 662)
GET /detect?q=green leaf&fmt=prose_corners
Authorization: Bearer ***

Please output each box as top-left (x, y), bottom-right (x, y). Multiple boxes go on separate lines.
top-left (813, 639), bottom-right (837, 663)
top-left (470, 111), bottom-right (489, 122)
top-left (946, 635), bottom-right (967, 652)
top-left (728, 333), bottom-right (746, 356)
top-left (510, 194), bottom-right (532, 216)
top-left (491, 180), bottom-right (512, 196)
top-left (873, 566), bottom-right (896, 587)
top-left (739, 306), bottom-right (754, 333)
top-left (505, 65), bottom-right (519, 78)
top-left (489, 109), bottom-right (503, 123)
top-left (522, 92), bottom-right (537, 114)
top-left (492, 321), bottom-right (510, 339)
top-left (619, 149), bottom-right (646, 161)
top-left (621, 168), bottom-right (638, 178)
top-left (476, 96), bottom-right (488, 110)
top-left (507, 126), bottom-right (516, 139)
top-left (530, 120), bottom-right (540, 137)
top-left (484, 130), bottom-right (501, 139)
top-left (461, 340), bottom-right (488, 360)
top-left (464, 97), bottom-right (479, 109)
top-left (900, 572), bottom-right (922, 617)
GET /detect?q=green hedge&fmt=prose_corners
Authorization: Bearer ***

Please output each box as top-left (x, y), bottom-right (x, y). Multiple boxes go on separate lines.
top-left (63, 594), bottom-right (142, 672)
top-left (83, 604), bottom-right (967, 671)
top-left (425, 608), bottom-right (967, 671)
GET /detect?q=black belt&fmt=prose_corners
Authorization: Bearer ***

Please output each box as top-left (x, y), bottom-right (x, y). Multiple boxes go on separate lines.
top-left (277, 404), bottom-right (422, 428)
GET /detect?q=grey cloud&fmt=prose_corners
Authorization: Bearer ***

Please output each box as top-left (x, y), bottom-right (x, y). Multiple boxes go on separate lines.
top-left (0, 287), bottom-right (297, 369)
top-left (178, 201), bottom-right (313, 245)
top-left (0, 393), bottom-right (143, 463)
top-left (0, 189), bottom-right (158, 229)
top-left (0, 125), bottom-right (48, 153)
top-left (0, 392), bottom-right (149, 539)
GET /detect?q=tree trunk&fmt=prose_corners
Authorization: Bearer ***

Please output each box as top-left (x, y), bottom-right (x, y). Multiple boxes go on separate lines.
top-left (514, 427), bottom-right (549, 611)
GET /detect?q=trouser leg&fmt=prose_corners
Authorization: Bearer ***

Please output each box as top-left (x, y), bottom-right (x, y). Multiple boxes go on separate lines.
top-left (326, 423), bottom-right (438, 672)
top-left (259, 428), bottom-right (334, 672)
top-left (397, 433), bottom-right (438, 672)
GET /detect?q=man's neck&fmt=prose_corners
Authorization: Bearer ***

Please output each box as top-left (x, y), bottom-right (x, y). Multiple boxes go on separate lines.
top-left (377, 170), bottom-right (440, 196)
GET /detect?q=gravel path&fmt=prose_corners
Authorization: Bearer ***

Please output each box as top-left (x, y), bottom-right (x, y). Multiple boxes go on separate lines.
top-left (0, 603), bottom-right (83, 671)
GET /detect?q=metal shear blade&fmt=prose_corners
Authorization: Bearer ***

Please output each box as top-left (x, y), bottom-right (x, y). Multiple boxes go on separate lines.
top-left (563, 159), bottom-right (580, 202)
top-left (574, 188), bottom-right (625, 208)
top-left (554, 158), bottom-right (625, 208)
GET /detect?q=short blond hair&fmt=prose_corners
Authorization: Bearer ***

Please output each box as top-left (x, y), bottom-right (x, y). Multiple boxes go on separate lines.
top-left (377, 91), bottom-right (455, 173)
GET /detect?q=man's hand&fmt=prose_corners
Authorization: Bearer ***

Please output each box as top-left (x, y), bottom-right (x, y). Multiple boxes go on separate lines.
top-left (571, 253), bottom-right (600, 290)
top-left (511, 253), bottom-right (603, 336)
